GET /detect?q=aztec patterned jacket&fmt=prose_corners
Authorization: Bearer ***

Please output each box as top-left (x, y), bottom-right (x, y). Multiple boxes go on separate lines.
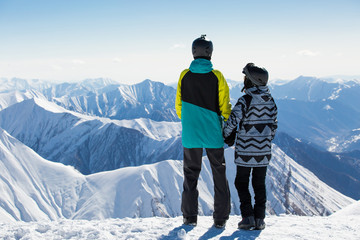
top-left (175, 58), bottom-right (232, 148)
top-left (223, 86), bottom-right (277, 167)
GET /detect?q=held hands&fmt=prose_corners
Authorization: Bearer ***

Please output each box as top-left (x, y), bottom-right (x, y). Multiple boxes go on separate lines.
top-left (223, 128), bottom-right (236, 146)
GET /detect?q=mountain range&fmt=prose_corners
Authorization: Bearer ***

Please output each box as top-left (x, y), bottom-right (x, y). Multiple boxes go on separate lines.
top-left (0, 128), bottom-right (353, 222)
top-left (268, 76), bottom-right (360, 151)
top-left (0, 75), bottom-right (359, 218)
top-left (274, 132), bottom-right (360, 199)
top-left (2, 76), bottom-right (360, 152)
top-left (0, 96), bottom-right (182, 174)
top-left (0, 77), bottom-right (178, 122)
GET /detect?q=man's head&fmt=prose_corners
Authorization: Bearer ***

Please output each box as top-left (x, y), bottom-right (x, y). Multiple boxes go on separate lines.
top-left (192, 35), bottom-right (213, 60)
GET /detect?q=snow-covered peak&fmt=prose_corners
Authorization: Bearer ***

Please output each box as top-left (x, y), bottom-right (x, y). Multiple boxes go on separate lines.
top-left (323, 75), bottom-right (360, 83)
top-left (49, 78), bottom-right (178, 121)
top-left (79, 78), bottom-right (119, 89)
top-left (32, 97), bottom-right (68, 113)
top-left (269, 75), bottom-right (360, 103)
top-left (114, 118), bottom-right (181, 140)
top-left (0, 78), bottom-right (178, 122)
top-left (225, 79), bottom-right (242, 88)
top-left (2, 95), bottom-right (181, 141)
top-left (268, 78), bottom-right (292, 86)
top-left (331, 200), bottom-right (360, 217)
top-left (135, 78), bottom-right (160, 87)
top-left (0, 90), bottom-right (45, 111)
top-left (0, 77), bottom-right (54, 93)
top-left (0, 128), bottom-right (87, 222)
top-left (0, 96), bottom-right (181, 139)
top-left (0, 128), bottom-right (82, 178)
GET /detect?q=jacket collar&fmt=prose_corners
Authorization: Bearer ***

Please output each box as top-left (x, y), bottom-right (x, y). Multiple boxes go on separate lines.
top-left (189, 58), bottom-right (213, 73)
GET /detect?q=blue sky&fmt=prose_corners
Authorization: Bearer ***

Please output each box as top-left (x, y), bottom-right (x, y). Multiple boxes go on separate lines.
top-left (0, 0), bottom-right (359, 84)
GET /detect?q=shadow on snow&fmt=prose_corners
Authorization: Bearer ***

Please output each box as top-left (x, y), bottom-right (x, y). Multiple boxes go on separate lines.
top-left (159, 224), bottom-right (262, 240)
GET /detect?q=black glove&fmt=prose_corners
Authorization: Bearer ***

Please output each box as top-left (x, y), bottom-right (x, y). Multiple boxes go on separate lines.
top-left (224, 128), bottom-right (236, 146)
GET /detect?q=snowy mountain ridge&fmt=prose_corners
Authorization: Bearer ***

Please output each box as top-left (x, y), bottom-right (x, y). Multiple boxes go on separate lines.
top-left (0, 77), bottom-right (178, 122)
top-left (0, 89), bottom-right (44, 111)
top-left (268, 76), bottom-right (360, 103)
top-left (0, 77), bottom-right (118, 95)
top-left (0, 77), bottom-right (54, 93)
top-left (274, 132), bottom-right (360, 199)
top-left (0, 97), bottom-right (182, 174)
top-left (0, 128), bottom-right (353, 223)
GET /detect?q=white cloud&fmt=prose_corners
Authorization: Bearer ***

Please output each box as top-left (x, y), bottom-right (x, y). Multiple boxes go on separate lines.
top-left (336, 52), bottom-right (344, 57)
top-left (324, 104), bottom-right (333, 110)
top-left (170, 43), bottom-right (185, 50)
top-left (72, 59), bottom-right (85, 65)
top-left (297, 49), bottom-right (320, 57)
top-left (113, 57), bottom-right (123, 63)
top-left (51, 65), bottom-right (63, 71)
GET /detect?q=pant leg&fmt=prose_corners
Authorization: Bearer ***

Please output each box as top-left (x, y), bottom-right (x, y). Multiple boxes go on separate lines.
top-left (234, 166), bottom-right (253, 217)
top-left (206, 148), bottom-right (231, 221)
top-left (181, 147), bottom-right (203, 218)
top-left (252, 166), bottom-right (267, 219)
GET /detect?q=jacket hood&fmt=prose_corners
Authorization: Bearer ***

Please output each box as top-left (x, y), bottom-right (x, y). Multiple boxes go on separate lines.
top-left (189, 58), bottom-right (213, 74)
top-left (245, 86), bottom-right (272, 102)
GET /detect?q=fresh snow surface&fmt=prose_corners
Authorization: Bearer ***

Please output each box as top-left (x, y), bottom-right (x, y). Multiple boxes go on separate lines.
top-left (331, 200), bottom-right (360, 217)
top-left (0, 215), bottom-right (359, 240)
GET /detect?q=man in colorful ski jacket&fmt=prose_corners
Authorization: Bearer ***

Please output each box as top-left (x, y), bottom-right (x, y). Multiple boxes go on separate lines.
top-left (175, 35), bottom-right (232, 228)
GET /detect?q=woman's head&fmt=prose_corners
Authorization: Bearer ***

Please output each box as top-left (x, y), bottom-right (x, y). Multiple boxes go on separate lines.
top-left (241, 63), bottom-right (268, 92)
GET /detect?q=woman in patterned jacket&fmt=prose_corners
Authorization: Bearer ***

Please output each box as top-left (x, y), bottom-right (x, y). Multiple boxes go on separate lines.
top-left (223, 63), bottom-right (278, 230)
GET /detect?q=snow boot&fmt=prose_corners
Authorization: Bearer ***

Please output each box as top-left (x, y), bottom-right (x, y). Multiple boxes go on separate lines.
top-left (214, 219), bottom-right (226, 229)
top-left (183, 216), bottom-right (197, 226)
top-left (255, 218), bottom-right (265, 230)
top-left (238, 216), bottom-right (255, 230)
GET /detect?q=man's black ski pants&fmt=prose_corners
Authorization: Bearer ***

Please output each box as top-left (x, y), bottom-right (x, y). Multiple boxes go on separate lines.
top-left (181, 147), bottom-right (231, 221)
